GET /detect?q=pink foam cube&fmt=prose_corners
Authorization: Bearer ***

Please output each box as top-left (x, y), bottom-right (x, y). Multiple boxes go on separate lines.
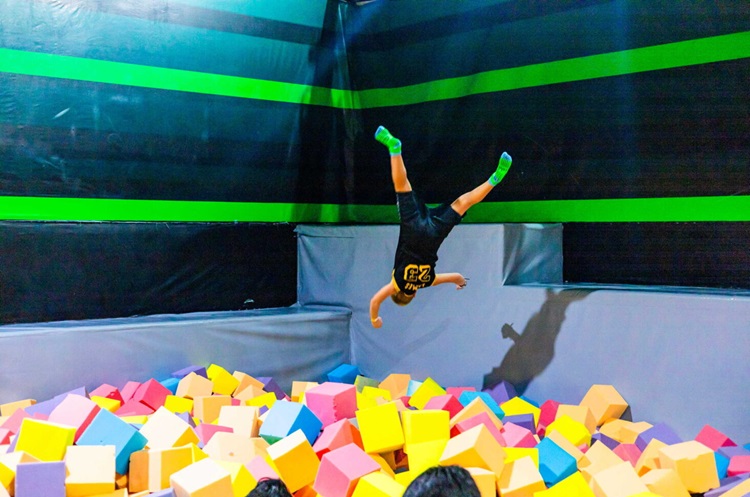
top-left (450, 412), bottom-right (504, 446)
top-left (695, 425), bottom-right (737, 451)
top-left (47, 394), bottom-right (101, 442)
top-left (120, 381), bottom-right (141, 403)
top-left (304, 383), bottom-right (357, 428)
top-left (727, 455), bottom-right (750, 477)
top-left (312, 419), bottom-right (364, 459)
top-left (313, 443), bottom-right (381, 497)
top-left (501, 422), bottom-right (538, 448)
top-left (537, 399), bottom-right (561, 437)
top-left (613, 443), bottom-right (643, 467)
top-left (132, 379), bottom-right (171, 410)
top-left (424, 394), bottom-right (465, 419)
top-left (195, 424), bottom-right (233, 448)
top-left (89, 384), bottom-right (124, 404)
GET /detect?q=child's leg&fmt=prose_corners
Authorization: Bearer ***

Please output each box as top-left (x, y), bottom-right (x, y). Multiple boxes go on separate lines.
top-left (375, 126), bottom-right (412, 193)
top-left (450, 151), bottom-right (512, 216)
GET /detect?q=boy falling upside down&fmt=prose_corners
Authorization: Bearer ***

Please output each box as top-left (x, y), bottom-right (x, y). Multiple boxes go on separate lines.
top-left (369, 126), bottom-right (512, 328)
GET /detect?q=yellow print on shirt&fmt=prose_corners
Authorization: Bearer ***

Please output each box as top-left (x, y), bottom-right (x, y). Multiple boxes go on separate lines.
top-left (404, 264), bottom-right (431, 285)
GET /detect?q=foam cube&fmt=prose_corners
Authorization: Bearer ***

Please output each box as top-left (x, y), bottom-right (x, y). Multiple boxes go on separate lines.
top-left (484, 381), bottom-right (518, 405)
top-left (176, 373), bottom-right (214, 400)
top-left (290, 381), bottom-right (318, 402)
top-left (193, 395), bottom-right (233, 424)
top-left (658, 440), bottom-right (720, 494)
top-left (579, 384), bottom-right (629, 426)
top-left (589, 461), bottom-right (649, 497)
top-left (267, 429), bottom-right (320, 492)
top-left (401, 409), bottom-right (449, 452)
top-left (132, 379), bottom-right (172, 411)
top-left (578, 439), bottom-right (624, 483)
top-left (439, 424), bottom-right (505, 477)
top-left (451, 412), bottom-right (504, 446)
top-left (245, 455), bottom-right (279, 482)
top-left (257, 377), bottom-right (287, 401)
top-left (423, 394), bottom-right (464, 419)
top-left (77, 408), bottom-right (148, 475)
top-left (354, 376), bottom-right (380, 393)
top-left (361, 386), bottom-right (391, 403)
top-left (64, 444), bottom-right (116, 497)
top-left (215, 460), bottom-right (256, 497)
top-left (217, 405), bottom-right (260, 438)
top-left (449, 397), bottom-right (503, 432)
top-left (350, 471), bottom-right (405, 497)
top-left (544, 429), bottom-right (585, 462)
top-left (232, 371), bottom-right (265, 394)
top-left (537, 436), bottom-right (577, 486)
top-left (496, 455), bottom-right (546, 497)
top-left (207, 364), bottom-right (240, 396)
top-left (233, 384), bottom-right (266, 403)
top-left (635, 422), bottom-right (682, 451)
top-left (592, 432), bottom-right (620, 450)
top-left (634, 439), bottom-right (668, 476)
top-left (313, 442), bottom-right (381, 497)
top-left (536, 399), bottom-right (561, 437)
top-left (355, 402), bottom-right (404, 454)
top-left (150, 446), bottom-right (195, 492)
top-left (545, 415), bottom-right (591, 448)
top-left (534, 471), bottom-right (595, 497)
top-left (139, 407), bottom-right (199, 450)
top-left (556, 404), bottom-right (596, 435)
top-left (639, 468), bottom-right (690, 497)
top-left (502, 413), bottom-right (536, 434)
top-left (90, 396), bottom-right (122, 413)
top-left (378, 374), bottom-right (411, 399)
top-left (14, 418), bottom-right (76, 462)
top-left (501, 422), bottom-right (538, 448)
top-left (465, 467), bottom-right (496, 497)
top-left (503, 447), bottom-right (539, 466)
top-left (408, 378), bottom-right (446, 410)
top-left (245, 392), bottom-right (277, 411)
top-left (727, 455), bottom-right (750, 477)
top-left (259, 400), bottom-right (322, 446)
top-left (170, 458), bottom-right (233, 497)
top-left (313, 419), bottom-right (364, 459)
top-left (120, 382), bottom-right (141, 403)
top-left (613, 443), bottom-right (642, 467)
top-left (304, 383), bottom-right (358, 428)
top-left (500, 396), bottom-right (540, 427)
top-left (0, 451), bottom-right (39, 494)
top-left (14, 461), bottom-right (66, 497)
top-left (164, 395), bottom-right (194, 415)
top-left (89, 384), bottom-right (123, 404)
top-left (115, 400), bottom-right (154, 417)
top-left (695, 424), bottom-right (737, 451)
top-left (0, 400), bottom-right (35, 417)
top-left (46, 394), bottom-right (100, 443)
top-left (203, 432), bottom-right (268, 464)
top-left (327, 364), bottom-right (360, 384)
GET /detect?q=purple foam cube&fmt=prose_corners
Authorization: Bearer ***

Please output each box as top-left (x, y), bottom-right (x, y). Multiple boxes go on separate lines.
top-left (15, 461), bottom-right (66, 497)
top-left (635, 422), bottom-right (682, 451)
top-left (483, 381), bottom-right (518, 404)
top-left (172, 365), bottom-right (208, 379)
top-left (258, 377), bottom-right (286, 400)
top-left (592, 432), bottom-right (620, 450)
top-left (503, 413), bottom-right (536, 433)
top-left (704, 473), bottom-right (750, 497)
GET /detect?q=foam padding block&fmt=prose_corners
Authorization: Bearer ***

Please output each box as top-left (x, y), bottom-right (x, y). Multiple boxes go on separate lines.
top-left (496, 455), bottom-right (546, 497)
top-left (405, 440), bottom-right (448, 475)
top-left (146, 446), bottom-right (194, 492)
top-left (401, 409), bottom-right (449, 452)
top-left (544, 415), bottom-right (591, 448)
top-left (578, 439), bottom-right (624, 483)
top-left (658, 440), bottom-right (720, 494)
top-left (132, 379), bottom-right (172, 411)
top-left (354, 376), bottom-right (380, 393)
top-left (47, 394), bottom-right (101, 443)
top-left (537, 436), bottom-right (577, 486)
top-left (408, 378), bottom-right (446, 410)
top-left (139, 407), bottom-right (199, 450)
top-left (423, 394), bottom-right (464, 419)
top-left (14, 418), bottom-right (76, 462)
top-left (639, 468), bottom-right (691, 497)
top-left (634, 422), bottom-right (682, 451)
top-left (695, 424), bottom-right (738, 451)
top-left (500, 396), bottom-right (540, 427)
top-left (64, 444), bottom-right (116, 497)
top-left (555, 404), bottom-right (596, 435)
top-left (465, 467), bottom-right (496, 497)
top-left (76, 408), bottom-right (148, 475)
top-left (350, 472), bottom-right (404, 497)
top-left (536, 399), bottom-right (560, 437)
top-left (245, 455), bottom-right (279, 482)
top-left (579, 384), bottom-right (629, 426)
top-left (14, 461), bottom-right (66, 497)
top-left (0, 400), bottom-right (35, 417)
top-left (207, 364), bottom-right (241, 396)
top-left (90, 396), bottom-right (122, 413)
top-left (305, 383), bottom-right (358, 428)
top-left (172, 365), bottom-right (207, 380)
top-left (484, 381), bottom-right (518, 405)
top-left (533, 471), bottom-right (595, 497)
top-left (214, 460), bottom-right (256, 497)
top-left (589, 461), bottom-right (649, 497)
top-left (355, 402), bottom-right (404, 454)
top-left (501, 422), bottom-right (538, 448)
top-left (634, 439), bottom-right (667, 476)
top-left (217, 405), bottom-right (260, 438)
top-left (726, 454), bottom-right (750, 477)
top-left (259, 400), bottom-right (323, 446)
top-left (598, 419), bottom-right (652, 444)
top-left (267, 429), bottom-right (321, 493)
top-left (313, 442), bottom-right (381, 497)
top-left (89, 384), bottom-right (123, 404)
top-left (313, 419), bottom-right (364, 459)
top-left (327, 365), bottom-right (360, 385)
top-left (169, 458), bottom-right (233, 497)
top-left (451, 411), bottom-right (504, 446)
top-left (439, 424), bottom-right (505, 477)
top-left (378, 374), bottom-right (411, 400)
top-left (449, 397), bottom-right (503, 432)
top-left (176, 373), bottom-right (214, 401)
top-left (192, 395), bottom-right (233, 424)
top-left (202, 432), bottom-right (268, 465)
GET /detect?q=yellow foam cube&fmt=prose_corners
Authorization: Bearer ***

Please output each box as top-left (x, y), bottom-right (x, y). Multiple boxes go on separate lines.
top-left (266, 429), bottom-right (320, 493)
top-left (501, 396), bottom-right (542, 427)
top-left (533, 472), bottom-right (595, 497)
top-left (657, 440), bottom-right (720, 494)
top-left (578, 439), bottom-right (624, 483)
top-left (193, 395), bottom-right (233, 423)
top-left (439, 424), bottom-right (505, 477)
top-left (408, 378), bottom-right (446, 410)
top-left (119, 415), bottom-right (149, 426)
top-left (90, 395), bottom-right (122, 413)
top-left (357, 392), bottom-right (379, 411)
top-left (369, 454), bottom-right (395, 478)
top-left (467, 467), bottom-right (496, 497)
top-left (128, 449), bottom-right (150, 494)
top-left (639, 468), bottom-right (690, 497)
top-left (164, 395), bottom-right (194, 415)
top-left (378, 374), bottom-right (411, 400)
top-left (186, 442), bottom-right (209, 463)
top-left (544, 415), bottom-right (591, 448)
top-left (356, 402), bottom-right (405, 454)
top-left (176, 373), bottom-right (215, 400)
top-left (555, 404), bottom-right (596, 434)
top-left (497, 455), bottom-right (546, 497)
top-left (634, 439), bottom-right (667, 476)
top-left (579, 385), bottom-right (629, 426)
top-left (402, 409), bottom-right (449, 452)
top-left (170, 458), bottom-right (233, 497)
top-left (218, 405), bottom-right (260, 438)
top-left (351, 471), bottom-right (405, 497)
top-left (15, 418), bottom-right (76, 462)
top-left (504, 447), bottom-right (539, 466)
top-left (362, 386), bottom-right (392, 403)
top-left (406, 440), bottom-right (448, 475)
top-left (207, 364), bottom-right (241, 396)
top-left (0, 399), bottom-right (35, 417)
top-left (203, 432), bottom-right (268, 465)
top-left (245, 392), bottom-right (277, 411)
top-left (65, 444), bottom-right (117, 497)
top-left (449, 397), bottom-right (503, 431)
top-left (139, 407), bottom-right (199, 449)
top-left (393, 470), bottom-right (415, 489)
top-left (589, 461), bottom-right (649, 497)
top-left (216, 460), bottom-right (257, 497)
top-left (599, 419), bottom-right (652, 444)
top-left (147, 445), bottom-right (194, 492)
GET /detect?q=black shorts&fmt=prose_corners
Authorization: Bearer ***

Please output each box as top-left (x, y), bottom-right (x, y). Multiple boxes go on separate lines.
top-left (396, 191), bottom-right (463, 242)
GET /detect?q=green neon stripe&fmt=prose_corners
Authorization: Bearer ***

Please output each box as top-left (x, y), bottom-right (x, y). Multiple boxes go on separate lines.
top-left (1, 31), bottom-right (748, 109)
top-left (2, 196), bottom-right (750, 223)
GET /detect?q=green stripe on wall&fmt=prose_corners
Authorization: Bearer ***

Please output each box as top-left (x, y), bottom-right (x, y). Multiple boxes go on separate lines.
top-left (2, 195), bottom-right (750, 223)
top-left (1, 31), bottom-right (748, 108)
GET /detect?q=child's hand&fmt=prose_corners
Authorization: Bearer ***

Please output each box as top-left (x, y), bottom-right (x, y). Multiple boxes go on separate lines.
top-left (371, 316), bottom-right (383, 328)
top-left (456, 275), bottom-right (468, 290)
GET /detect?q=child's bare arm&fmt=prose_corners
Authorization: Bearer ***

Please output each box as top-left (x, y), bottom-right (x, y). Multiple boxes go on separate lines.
top-left (369, 283), bottom-right (396, 328)
top-left (433, 272), bottom-right (467, 290)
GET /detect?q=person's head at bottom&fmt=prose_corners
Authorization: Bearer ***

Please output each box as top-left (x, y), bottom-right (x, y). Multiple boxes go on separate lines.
top-left (246, 478), bottom-right (293, 497)
top-left (391, 290), bottom-right (415, 306)
top-left (403, 465), bottom-right (481, 497)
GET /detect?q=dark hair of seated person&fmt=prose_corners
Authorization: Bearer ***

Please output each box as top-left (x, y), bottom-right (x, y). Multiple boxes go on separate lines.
top-left (246, 478), bottom-right (293, 497)
top-left (403, 465), bottom-right (481, 497)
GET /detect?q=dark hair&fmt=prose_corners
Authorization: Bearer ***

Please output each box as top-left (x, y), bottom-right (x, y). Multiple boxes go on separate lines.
top-left (403, 466), bottom-right (481, 497)
top-left (247, 478), bottom-right (293, 497)
top-left (391, 291), bottom-right (415, 306)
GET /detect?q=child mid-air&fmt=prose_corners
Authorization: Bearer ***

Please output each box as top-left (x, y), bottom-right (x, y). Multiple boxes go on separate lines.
top-left (369, 126), bottom-right (512, 329)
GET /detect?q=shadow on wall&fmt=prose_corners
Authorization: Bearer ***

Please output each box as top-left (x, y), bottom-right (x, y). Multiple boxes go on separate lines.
top-left (482, 288), bottom-right (593, 394)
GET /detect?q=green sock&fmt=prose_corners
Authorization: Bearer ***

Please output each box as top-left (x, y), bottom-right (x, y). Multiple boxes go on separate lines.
top-left (489, 152), bottom-right (512, 186)
top-left (374, 126), bottom-right (402, 155)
